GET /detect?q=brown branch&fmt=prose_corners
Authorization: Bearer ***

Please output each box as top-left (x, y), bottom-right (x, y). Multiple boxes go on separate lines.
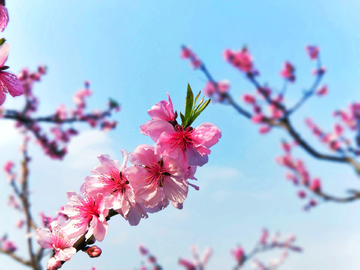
top-left (19, 139), bottom-right (41, 270)
top-left (3, 109), bottom-right (112, 124)
top-left (280, 117), bottom-right (360, 174)
top-left (0, 248), bottom-right (31, 266)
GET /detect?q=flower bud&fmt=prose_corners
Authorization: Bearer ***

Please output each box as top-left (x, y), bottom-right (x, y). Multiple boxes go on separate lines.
top-left (47, 258), bottom-right (62, 270)
top-left (86, 246), bottom-right (102, 258)
top-left (138, 244), bottom-right (149, 255)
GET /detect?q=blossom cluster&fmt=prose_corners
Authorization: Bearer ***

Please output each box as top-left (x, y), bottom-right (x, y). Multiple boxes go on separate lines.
top-left (232, 229), bottom-right (301, 269)
top-left (135, 229), bottom-right (300, 270)
top-left (276, 141), bottom-right (321, 210)
top-left (1, 71), bottom-right (120, 159)
top-left (36, 86), bottom-right (221, 269)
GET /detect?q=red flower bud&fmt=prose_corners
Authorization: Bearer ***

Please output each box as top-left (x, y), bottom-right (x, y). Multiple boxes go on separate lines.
top-left (86, 246), bottom-right (102, 258)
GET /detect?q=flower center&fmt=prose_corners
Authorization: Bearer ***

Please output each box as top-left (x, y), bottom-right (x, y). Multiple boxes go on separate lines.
top-left (71, 196), bottom-right (100, 228)
top-left (171, 125), bottom-right (194, 151)
top-left (99, 168), bottom-right (129, 195)
top-left (144, 158), bottom-right (171, 188)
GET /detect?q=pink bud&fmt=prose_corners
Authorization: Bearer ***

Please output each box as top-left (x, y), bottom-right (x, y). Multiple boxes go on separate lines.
top-left (3, 161), bottom-right (13, 173)
top-left (148, 256), bottom-right (157, 263)
top-left (47, 258), bottom-right (62, 270)
top-left (242, 94), bottom-right (256, 104)
top-left (260, 228), bottom-right (268, 245)
top-left (316, 85), bottom-right (328, 96)
top-left (86, 246), bottom-right (102, 258)
top-left (305, 45), bottom-right (319, 60)
top-left (259, 125), bottom-right (271, 134)
top-left (138, 244), bottom-right (149, 255)
top-left (310, 179), bottom-right (321, 192)
top-left (309, 199), bottom-right (317, 206)
top-left (178, 258), bottom-right (196, 270)
top-left (334, 124), bottom-right (343, 136)
top-left (15, 219), bottom-right (24, 229)
top-left (252, 114), bottom-right (264, 123)
top-left (231, 247), bottom-right (245, 263)
top-left (281, 142), bottom-right (291, 153)
top-left (297, 190), bottom-right (306, 199)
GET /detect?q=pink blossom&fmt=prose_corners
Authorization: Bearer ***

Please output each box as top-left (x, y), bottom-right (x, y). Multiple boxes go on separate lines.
top-left (147, 121), bottom-right (221, 168)
top-left (7, 195), bottom-right (21, 210)
top-left (0, 5), bottom-right (8, 32)
top-left (231, 246), bottom-right (245, 264)
top-left (81, 151), bottom-right (136, 222)
top-left (61, 192), bottom-right (109, 241)
top-left (316, 85), bottom-right (328, 96)
top-left (73, 87), bottom-right (92, 109)
top-left (147, 92), bottom-right (175, 122)
top-left (148, 255), bottom-right (157, 263)
top-left (203, 82), bottom-right (216, 97)
top-left (309, 199), bottom-right (317, 206)
top-left (0, 44), bottom-right (24, 105)
top-left (55, 104), bottom-right (67, 120)
top-left (260, 228), bottom-right (269, 245)
top-left (334, 124), bottom-right (343, 137)
top-left (140, 93), bottom-right (176, 135)
top-left (223, 47), bottom-right (253, 73)
top-left (297, 190), bottom-right (306, 199)
top-left (305, 45), bottom-right (319, 60)
top-left (280, 62), bottom-right (295, 82)
top-left (259, 125), bottom-right (271, 134)
top-left (1, 236), bottom-right (17, 252)
top-left (242, 94), bottom-right (256, 104)
top-left (129, 144), bottom-right (188, 208)
top-left (310, 178), bottom-right (321, 192)
top-left (178, 258), bottom-right (196, 270)
top-left (15, 219), bottom-right (24, 229)
top-left (180, 46), bottom-right (202, 69)
top-left (36, 219), bottom-right (77, 261)
top-left (138, 244), bottom-right (149, 255)
top-left (3, 160), bottom-right (13, 173)
top-left (281, 142), bottom-right (291, 153)
top-left (203, 81), bottom-right (230, 98)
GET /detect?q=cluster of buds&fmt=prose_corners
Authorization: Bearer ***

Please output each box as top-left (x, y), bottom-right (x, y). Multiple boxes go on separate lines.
top-left (138, 244), bottom-right (162, 270)
top-left (0, 235), bottom-right (17, 253)
top-left (232, 229), bottom-right (301, 270)
top-left (35, 86), bottom-right (221, 269)
top-left (178, 245), bottom-right (212, 270)
top-left (223, 47), bottom-right (255, 74)
top-left (304, 118), bottom-right (345, 152)
top-left (180, 46), bottom-right (202, 69)
top-left (276, 141), bottom-right (322, 210)
top-left (3, 72), bottom-right (120, 159)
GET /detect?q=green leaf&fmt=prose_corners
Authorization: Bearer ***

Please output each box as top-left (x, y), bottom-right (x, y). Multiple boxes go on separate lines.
top-left (0, 38), bottom-right (6, 46)
top-left (184, 84), bottom-right (194, 118)
top-left (180, 112), bottom-right (185, 124)
top-left (188, 99), bottom-right (211, 126)
top-left (194, 91), bottom-right (201, 106)
top-left (198, 98), bottom-right (211, 114)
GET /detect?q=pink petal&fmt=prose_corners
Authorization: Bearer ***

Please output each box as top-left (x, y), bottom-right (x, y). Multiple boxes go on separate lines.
top-left (0, 6), bottom-right (9, 32)
top-left (147, 120), bottom-right (175, 143)
top-left (0, 72), bottom-right (24, 97)
top-left (35, 228), bottom-right (53, 249)
top-left (0, 43), bottom-right (9, 67)
top-left (163, 178), bottom-right (188, 204)
top-left (186, 146), bottom-right (209, 167)
top-left (0, 90), bottom-right (5, 105)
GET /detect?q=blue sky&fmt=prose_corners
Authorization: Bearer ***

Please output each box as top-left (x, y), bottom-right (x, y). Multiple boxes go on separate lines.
top-left (1, 0), bottom-right (360, 269)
